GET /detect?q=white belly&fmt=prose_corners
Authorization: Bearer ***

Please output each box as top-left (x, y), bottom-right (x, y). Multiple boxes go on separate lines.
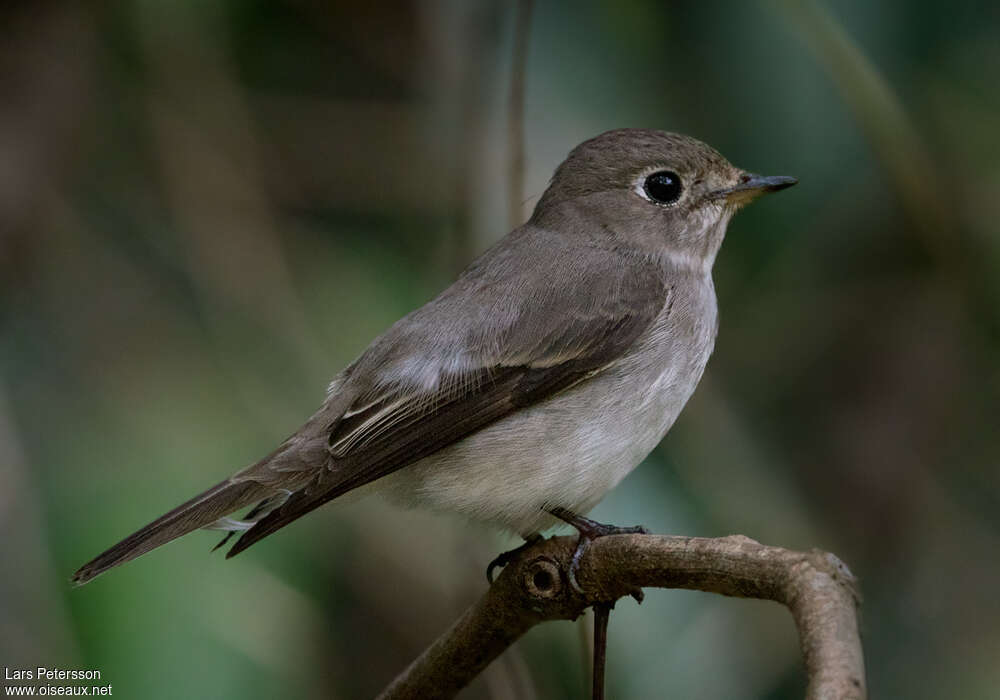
top-left (378, 278), bottom-right (718, 535)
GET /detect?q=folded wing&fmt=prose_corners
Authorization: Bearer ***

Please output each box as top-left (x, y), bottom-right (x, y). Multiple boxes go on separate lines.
top-left (227, 230), bottom-right (669, 556)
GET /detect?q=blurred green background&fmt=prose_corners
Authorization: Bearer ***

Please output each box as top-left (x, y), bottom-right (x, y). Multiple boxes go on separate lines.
top-left (2, 1), bottom-right (998, 698)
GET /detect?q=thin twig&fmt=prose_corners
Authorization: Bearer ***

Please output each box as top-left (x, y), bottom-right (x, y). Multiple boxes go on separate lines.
top-left (377, 533), bottom-right (865, 700)
top-left (591, 602), bottom-right (611, 700)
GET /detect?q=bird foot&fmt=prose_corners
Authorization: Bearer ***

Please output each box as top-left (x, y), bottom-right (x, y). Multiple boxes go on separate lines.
top-left (486, 532), bottom-right (543, 584)
top-left (548, 507), bottom-right (649, 594)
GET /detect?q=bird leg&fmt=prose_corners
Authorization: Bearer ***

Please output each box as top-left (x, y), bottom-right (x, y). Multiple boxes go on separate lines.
top-left (486, 532), bottom-right (543, 584)
top-left (548, 507), bottom-right (649, 594)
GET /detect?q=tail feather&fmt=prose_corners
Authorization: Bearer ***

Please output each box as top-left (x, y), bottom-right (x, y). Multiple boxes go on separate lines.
top-left (208, 491), bottom-right (292, 552)
top-left (226, 480), bottom-right (346, 559)
top-left (72, 478), bottom-right (270, 585)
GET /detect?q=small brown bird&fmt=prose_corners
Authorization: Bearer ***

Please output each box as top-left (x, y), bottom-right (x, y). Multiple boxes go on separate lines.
top-left (73, 128), bottom-right (795, 585)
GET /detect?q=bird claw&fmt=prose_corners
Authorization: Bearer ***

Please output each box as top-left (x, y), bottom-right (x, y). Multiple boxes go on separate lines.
top-left (567, 535), bottom-right (590, 594)
top-left (486, 533), bottom-right (543, 584)
top-left (548, 507), bottom-right (649, 595)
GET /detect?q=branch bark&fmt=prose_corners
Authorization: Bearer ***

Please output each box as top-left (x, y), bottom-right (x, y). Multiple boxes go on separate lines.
top-left (377, 533), bottom-right (865, 699)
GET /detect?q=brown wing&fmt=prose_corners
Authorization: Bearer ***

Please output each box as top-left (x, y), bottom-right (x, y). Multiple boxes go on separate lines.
top-left (227, 235), bottom-right (668, 557)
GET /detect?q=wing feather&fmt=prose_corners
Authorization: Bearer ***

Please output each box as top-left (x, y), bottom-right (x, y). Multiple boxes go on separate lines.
top-left (227, 233), bottom-right (669, 557)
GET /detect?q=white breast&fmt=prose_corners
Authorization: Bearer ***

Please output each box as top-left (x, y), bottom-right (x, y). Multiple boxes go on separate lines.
top-left (378, 275), bottom-right (719, 536)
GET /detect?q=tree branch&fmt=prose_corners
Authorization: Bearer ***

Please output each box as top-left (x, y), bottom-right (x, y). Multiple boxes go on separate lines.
top-left (377, 533), bottom-right (865, 699)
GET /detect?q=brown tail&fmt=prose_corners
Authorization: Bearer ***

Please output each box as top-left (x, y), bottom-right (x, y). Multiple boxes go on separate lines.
top-left (226, 478), bottom-right (342, 559)
top-left (72, 478), bottom-right (271, 586)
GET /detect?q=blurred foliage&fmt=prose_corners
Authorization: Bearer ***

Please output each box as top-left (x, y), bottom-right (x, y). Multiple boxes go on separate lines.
top-left (2, 1), bottom-right (999, 698)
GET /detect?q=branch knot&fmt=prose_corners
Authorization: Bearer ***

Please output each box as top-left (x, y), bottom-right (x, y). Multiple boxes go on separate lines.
top-left (523, 556), bottom-right (562, 600)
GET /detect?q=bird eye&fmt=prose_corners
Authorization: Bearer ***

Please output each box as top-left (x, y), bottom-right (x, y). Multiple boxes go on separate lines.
top-left (642, 170), bottom-right (683, 205)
